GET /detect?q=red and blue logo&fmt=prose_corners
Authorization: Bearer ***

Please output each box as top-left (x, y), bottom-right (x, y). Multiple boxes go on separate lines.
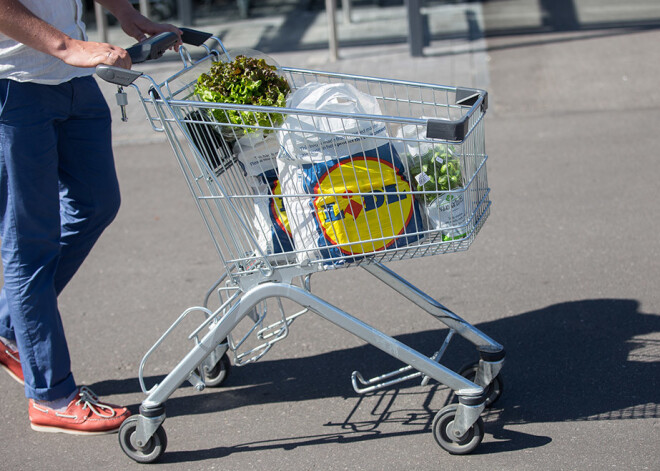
top-left (261, 173), bottom-right (293, 254)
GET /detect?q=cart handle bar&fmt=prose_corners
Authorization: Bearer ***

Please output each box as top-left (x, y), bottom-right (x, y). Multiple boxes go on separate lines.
top-left (95, 27), bottom-right (213, 87)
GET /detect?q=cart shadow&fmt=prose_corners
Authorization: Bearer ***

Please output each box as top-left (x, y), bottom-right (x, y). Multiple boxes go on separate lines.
top-left (92, 298), bottom-right (659, 459)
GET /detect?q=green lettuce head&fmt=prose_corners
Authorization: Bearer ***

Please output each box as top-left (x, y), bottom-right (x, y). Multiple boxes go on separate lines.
top-left (195, 54), bottom-right (291, 132)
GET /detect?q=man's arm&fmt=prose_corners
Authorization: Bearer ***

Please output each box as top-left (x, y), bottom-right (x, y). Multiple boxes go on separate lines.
top-left (0, 0), bottom-right (180, 70)
top-left (95, 0), bottom-right (181, 44)
top-left (0, 0), bottom-right (130, 68)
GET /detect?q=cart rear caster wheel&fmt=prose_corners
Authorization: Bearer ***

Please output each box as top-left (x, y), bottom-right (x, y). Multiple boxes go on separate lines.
top-left (118, 416), bottom-right (168, 464)
top-left (202, 351), bottom-right (231, 387)
top-left (458, 363), bottom-right (503, 408)
top-left (432, 404), bottom-right (484, 455)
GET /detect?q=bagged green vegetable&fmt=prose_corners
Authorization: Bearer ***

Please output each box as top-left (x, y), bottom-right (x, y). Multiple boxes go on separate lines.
top-left (409, 147), bottom-right (464, 203)
top-left (398, 128), bottom-right (468, 242)
top-left (411, 147), bottom-right (467, 241)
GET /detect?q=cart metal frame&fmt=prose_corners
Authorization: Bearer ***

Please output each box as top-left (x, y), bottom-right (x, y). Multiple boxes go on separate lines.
top-left (97, 30), bottom-right (505, 462)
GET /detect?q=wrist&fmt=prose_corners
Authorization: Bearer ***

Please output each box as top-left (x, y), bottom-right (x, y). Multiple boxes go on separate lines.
top-left (45, 31), bottom-right (77, 61)
top-left (105, 1), bottom-right (141, 25)
top-left (53, 36), bottom-right (82, 65)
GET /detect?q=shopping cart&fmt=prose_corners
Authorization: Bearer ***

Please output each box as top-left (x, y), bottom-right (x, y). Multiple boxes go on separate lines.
top-left (96, 29), bottom-right (505, 463)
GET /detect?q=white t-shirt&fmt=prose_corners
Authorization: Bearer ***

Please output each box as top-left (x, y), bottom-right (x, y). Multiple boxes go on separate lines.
top-left (0, 0), bottom-right (94, 84)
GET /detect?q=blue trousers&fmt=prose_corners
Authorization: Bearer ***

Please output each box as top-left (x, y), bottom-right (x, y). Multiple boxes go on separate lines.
top-left (0, 76), bottom-right (121, 401)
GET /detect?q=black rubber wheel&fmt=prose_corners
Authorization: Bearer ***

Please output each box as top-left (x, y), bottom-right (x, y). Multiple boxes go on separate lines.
top-left (432, 404), bottom-right (484, 455)
top-left (458, 362), bottom-right (504, 408)
top-left (118, 416), bottom-right (168, 464)
top-left (202, 352), bottom-right (231, 388)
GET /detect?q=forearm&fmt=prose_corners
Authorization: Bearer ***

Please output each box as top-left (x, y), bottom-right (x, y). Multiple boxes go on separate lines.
top-left (0, 0), bottom-right (130, 68)
top-left (0, 0), bottom-right (73, 61)
top-left (94, 0), bottom-right (140, 25)
top-left (0, 0), bottom-right (177, 69)
top-left (95, 0), bottom-right (181, 44)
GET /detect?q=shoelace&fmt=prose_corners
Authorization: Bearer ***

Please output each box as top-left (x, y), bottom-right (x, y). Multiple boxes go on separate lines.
top-left (5, 348), bottom-right (20, 363)
top-left (1, 339), bottom-right (20, 363)
top-left (74, 386), bottom-right (117, 418)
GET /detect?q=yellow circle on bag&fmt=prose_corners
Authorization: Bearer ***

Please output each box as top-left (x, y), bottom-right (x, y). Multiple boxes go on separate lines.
top-left (313, 156), bottom-right (413, 255)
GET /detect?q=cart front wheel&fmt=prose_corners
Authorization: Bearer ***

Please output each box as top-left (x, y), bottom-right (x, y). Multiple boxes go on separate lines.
top-left (432, 404), bottom-right (484, 455)
top-left (458, 362), bottom-right (503, 408)
top-left (118, 416), bottom-right (168, 464)
top-left (202, 352), bottom-right (231, 387)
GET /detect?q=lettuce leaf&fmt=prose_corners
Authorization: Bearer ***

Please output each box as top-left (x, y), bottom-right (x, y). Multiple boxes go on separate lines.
top-left (195, 55), bottom-right (291, 131)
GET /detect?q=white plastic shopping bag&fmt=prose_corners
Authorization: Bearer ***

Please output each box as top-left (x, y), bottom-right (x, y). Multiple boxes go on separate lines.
top-left (233, 133), bottom-right (294, 262)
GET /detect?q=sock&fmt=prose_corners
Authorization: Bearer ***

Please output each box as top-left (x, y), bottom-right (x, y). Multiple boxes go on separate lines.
top-left (35, 389), bottom-right (79, 412)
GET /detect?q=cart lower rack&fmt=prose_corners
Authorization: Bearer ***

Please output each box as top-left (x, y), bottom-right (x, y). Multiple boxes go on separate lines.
top-left (97, 29), bottom-right (505, 463)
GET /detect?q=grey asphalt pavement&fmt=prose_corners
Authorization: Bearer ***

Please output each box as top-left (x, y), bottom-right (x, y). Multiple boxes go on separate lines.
top-left (1, 1), bottom-right (659, 470)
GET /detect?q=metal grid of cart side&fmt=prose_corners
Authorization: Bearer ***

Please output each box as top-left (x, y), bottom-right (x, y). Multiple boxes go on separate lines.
top-left (140, 52), bottom-right (490, 280)
top-left (99, 33), bottom-right (505, 463)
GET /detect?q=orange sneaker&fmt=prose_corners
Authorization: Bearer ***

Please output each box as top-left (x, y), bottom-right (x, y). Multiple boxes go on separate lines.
top-left (29, 386), bottom-right (131, 435)
top-left (0, 339), bottom-right (24, 385)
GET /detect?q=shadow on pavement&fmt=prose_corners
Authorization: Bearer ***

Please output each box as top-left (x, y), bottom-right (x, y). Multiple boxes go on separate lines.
top-left (92, 298), bottom-right (659, 459)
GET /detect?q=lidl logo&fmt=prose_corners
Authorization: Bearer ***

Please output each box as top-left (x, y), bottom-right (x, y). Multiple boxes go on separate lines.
top-left (313, 156), bottom-right (413, 255)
